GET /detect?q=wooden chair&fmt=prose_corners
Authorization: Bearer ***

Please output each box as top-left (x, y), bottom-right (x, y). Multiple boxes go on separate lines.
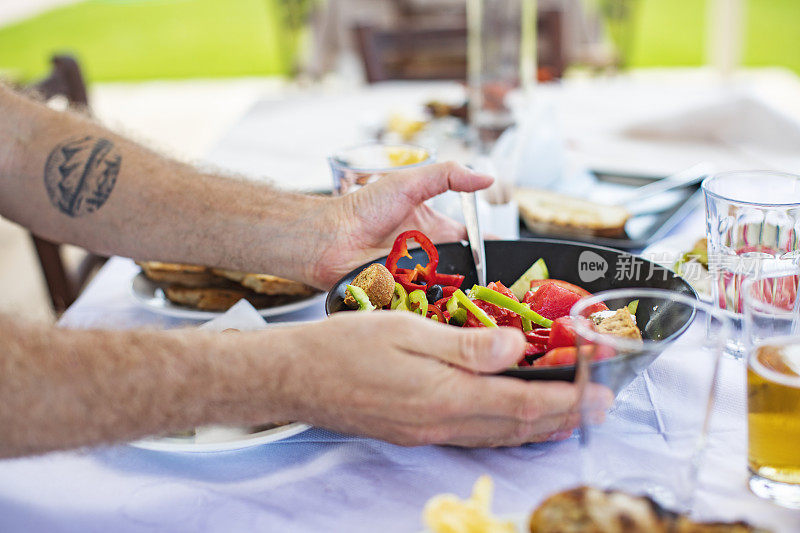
top-left (355, 25), bottom-right (468, 83)
top-left (354, 9), bottom-right (565, 84)
top-left (26, 55), bottom-right (107, 314)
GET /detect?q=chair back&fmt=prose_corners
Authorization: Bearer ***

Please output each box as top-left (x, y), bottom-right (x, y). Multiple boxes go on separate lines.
top-left (27, 55), bottom-right (106, 314)
top-left (354, 9), bottom-right (565, 83)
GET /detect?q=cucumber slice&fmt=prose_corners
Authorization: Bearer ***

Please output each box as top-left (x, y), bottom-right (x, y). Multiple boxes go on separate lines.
top-left (509, 258), bottom-right (549, 300)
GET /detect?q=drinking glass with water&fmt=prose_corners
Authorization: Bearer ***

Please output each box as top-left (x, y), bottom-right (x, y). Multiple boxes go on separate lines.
top-left (702, 170), bottom-right (800, 356)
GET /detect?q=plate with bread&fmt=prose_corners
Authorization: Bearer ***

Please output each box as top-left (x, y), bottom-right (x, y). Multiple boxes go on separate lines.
top-left (514, 170), bottom-right (703, 249)
top-left (132, 261), bottom-right (324, 319)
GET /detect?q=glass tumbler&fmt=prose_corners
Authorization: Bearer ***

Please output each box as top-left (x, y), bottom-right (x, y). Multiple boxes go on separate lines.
top-left (467, 0), bottom-right (537, 153)
top-left (329, 142), bottom-right (435, 196)
top-left (571, 289), bottom-right (731, 513)
top-left (742, 270), bottom-right (800, 508)
top-left (702, 170), bottom-right (800, 356)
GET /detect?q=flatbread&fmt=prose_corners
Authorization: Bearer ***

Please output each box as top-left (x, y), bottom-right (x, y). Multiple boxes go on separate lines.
top-left (136, 261), bottom-right (227, 288)
top-left (164, 285), bottom-right (299, 312)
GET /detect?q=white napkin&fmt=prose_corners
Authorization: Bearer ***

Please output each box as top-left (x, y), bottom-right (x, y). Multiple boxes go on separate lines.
top-left (197, 299), bottom-right (268, 333)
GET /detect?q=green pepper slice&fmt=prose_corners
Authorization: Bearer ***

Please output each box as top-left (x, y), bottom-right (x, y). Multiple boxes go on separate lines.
top-left (346, 285), bottom-right (376, 311)
top-left (446, 295), bottom-right (460, 316)
top-left (445, 295), bottom-right (469, 326)
top-left (450, 308), bottom-right (468, 326)
top-left (408, 290), bottom-right (428, 316)
top-left (391, 283), bottom-right (408, 310)
top-left (469, 285), bottom-right (553, 328)
top-left (453, 289), bottom-right (498, 328)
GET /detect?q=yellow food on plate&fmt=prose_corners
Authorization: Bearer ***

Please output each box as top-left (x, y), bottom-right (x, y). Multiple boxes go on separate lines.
top-left (386, 146), bottom-right (429, 167)
top-left (387, 113), bottom-right (428, 141)
top-left (423, 479), bottom-right (769, 533)
top-left (423, 475), bottom-right (516, 533)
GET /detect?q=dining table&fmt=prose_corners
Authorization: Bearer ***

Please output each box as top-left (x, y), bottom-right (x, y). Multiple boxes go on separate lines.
top-left (3, 72), bottom-right (800, 532)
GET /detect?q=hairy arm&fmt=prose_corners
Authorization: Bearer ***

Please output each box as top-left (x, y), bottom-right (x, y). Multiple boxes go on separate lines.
top-left (1, 86), bottom-right (574, 459)
top-left (1, 311), bottom-right (607, 458)
top-left (0, 314), bottom-right (302, 458)
top-left (0, 84), bottom-right (331, 285)
top-left (0, 85), bottom-right (492, 288)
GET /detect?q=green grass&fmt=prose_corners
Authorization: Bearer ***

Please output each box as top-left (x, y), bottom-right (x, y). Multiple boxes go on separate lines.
top-left (743, 0), bottom-right (800, 73)
top-left (628, 0), bottom-right (707, 68)
top-left (0, 0), bottom-right (295, 82)
top-left (629, 0), bottom-right (800, 73)
top-left (0, 0), bottom-right (797, 82)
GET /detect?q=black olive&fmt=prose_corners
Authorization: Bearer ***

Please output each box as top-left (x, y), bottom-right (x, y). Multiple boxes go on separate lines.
top-left (426, 284), bottom-right (443, 304)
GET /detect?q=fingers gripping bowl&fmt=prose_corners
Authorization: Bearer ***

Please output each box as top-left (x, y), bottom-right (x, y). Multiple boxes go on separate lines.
top-left (326, 238), bottom-right (696, 390)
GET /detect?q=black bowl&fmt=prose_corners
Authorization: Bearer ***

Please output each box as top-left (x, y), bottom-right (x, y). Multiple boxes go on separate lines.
top-left (326, 239), bottom-right (696, 389)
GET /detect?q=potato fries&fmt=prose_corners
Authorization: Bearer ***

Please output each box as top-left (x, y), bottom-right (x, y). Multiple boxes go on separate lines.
top-left (423, 476), bottom-right (516, 533)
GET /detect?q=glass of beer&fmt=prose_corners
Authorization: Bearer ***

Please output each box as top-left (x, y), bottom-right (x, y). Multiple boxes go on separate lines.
top-left (329, 142), bottom-right (434, 195)
top-left (743, 270), bottom-right (800, 508)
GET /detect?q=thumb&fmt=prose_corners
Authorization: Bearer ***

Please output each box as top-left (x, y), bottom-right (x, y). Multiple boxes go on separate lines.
top-left (378, 161), bottom-right (494, 205)
top-left (403, 321), bottom-right (526, 373)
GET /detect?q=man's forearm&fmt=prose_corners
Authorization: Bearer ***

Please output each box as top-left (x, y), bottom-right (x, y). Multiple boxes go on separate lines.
top-left (0, 315), bottom-right (302, 458)
top-left (0, 85), bottom-right (332, 285)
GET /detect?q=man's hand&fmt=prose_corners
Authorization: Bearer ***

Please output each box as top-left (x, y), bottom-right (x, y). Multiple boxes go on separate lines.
top-left (275, 312), bottom-right (613, 447)
top-left (311, 162), bottom-right (493, 287)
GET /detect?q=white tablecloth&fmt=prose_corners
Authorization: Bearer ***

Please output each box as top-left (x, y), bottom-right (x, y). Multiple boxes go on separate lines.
top-left (2, 257), bottom-right (798, 532)
top-left (3, 76), bottom-right (800, 532)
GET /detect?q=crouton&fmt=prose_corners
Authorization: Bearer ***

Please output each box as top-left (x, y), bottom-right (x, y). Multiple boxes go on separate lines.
top-left (594, 308), bottom-right (642, 340)
top-left (343, 263), bottom-right (395, 309)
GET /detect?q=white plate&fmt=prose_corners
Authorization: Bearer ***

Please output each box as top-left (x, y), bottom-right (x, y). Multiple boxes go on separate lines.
top-left (128, 300), bottom-right (312, 452)
top-left (131, 272), bottom-right (326, 320)
top-left (131, 422), bottom-right (311, 453)
top-left (642, 234), bottom-right (712, 301)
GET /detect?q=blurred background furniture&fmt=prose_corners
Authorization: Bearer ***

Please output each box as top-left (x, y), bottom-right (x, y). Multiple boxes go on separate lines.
top-left (354, 26), bottom-right (468, 83)
top-left (354, 8), bottom-right (565, 84)
top-left (26, 55), bottom-right (107, 314)
top-left (306, 0), bottom-right (605, 81)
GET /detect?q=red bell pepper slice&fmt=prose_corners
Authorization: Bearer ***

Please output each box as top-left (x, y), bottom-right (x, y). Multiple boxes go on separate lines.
top-left (434, 273), bottom-right (465, 288)
top-left (524, 328), bottom-right (551, 344)
top-left (434, 296), bottom-right (450, 310)
top-left (427, 306), bottom-right (446, 322)
top-left (524, 342), bottom-right (547, 357)
top-left (464, 297), bottom-right (521, 328)
top-left (385, 231), bottom-right (440, 291)
top-left (441, 285), bottom-right (459, 299)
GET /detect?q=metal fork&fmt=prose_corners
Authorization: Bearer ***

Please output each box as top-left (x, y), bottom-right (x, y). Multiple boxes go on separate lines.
top-left (461, 191), bottom-right (487, 287)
